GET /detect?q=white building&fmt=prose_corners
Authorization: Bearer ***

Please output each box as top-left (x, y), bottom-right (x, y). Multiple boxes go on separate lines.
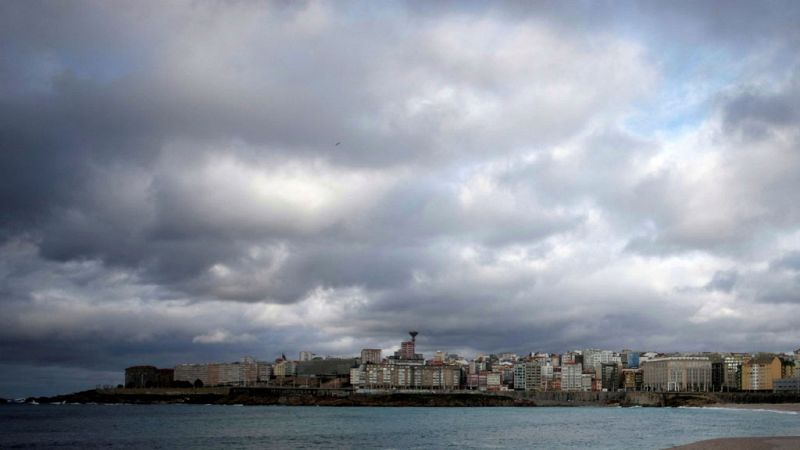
top-left (562, 363), bottom-right (584, 391)
top-left (642, 357), bottom-right (712, 392)
top-left (582, 349), bottom-right (620, 375)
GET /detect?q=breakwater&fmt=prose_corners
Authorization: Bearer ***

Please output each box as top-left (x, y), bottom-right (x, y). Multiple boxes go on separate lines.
top-left (23, 388), bottom-right (800, 407)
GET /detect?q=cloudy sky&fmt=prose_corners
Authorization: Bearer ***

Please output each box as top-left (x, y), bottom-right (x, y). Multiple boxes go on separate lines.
top-left (2, 0), bottom-right (800, 397)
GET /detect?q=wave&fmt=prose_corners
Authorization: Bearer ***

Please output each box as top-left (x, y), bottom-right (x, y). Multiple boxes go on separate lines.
top-left (680, 406), bottom-right (799, 415)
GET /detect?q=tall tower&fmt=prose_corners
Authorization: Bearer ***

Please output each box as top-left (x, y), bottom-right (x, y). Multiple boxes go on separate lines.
top-left (398, 331), bottom-right (419, 360)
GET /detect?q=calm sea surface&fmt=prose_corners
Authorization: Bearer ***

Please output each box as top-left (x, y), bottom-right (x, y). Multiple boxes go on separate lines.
top-left (1, 404), bottom-right (799, 449)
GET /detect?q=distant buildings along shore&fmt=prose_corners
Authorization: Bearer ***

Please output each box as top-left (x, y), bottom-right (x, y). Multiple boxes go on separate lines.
top-left (125, 332), bottom-right (800, 393)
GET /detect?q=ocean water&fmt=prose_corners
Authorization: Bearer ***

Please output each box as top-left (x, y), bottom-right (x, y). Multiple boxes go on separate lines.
top-left (1, 404), bottom-right (799, 449)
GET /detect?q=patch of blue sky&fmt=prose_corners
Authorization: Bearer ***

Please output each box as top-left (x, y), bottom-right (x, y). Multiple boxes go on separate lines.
top-left (624, 45), bottom-right (743, 138)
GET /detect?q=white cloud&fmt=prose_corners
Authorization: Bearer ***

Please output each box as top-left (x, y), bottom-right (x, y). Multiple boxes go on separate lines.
top-left (192, 330), bottom-right (256, 345)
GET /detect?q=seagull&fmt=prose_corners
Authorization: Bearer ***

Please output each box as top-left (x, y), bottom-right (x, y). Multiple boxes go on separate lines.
top-left (335, 142), bottom-right (341, 146)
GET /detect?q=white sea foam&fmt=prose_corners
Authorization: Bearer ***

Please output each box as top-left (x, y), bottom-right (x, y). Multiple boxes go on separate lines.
top-left (681, 406), bottom-right (799, 415)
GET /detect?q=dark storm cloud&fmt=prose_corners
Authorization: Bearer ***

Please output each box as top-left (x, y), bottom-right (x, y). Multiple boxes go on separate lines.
top-left (3, 1), bottom-right (800, 397)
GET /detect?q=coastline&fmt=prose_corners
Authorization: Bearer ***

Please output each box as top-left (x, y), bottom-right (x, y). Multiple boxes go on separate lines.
top-left (671, 436), bottom-right (800, 449)
top-left (12, 388), bottom-right (800, 408)
top-left (670, 404), bottom-right (800, 449)
top-left (702, 403), bottom-right (800, 412)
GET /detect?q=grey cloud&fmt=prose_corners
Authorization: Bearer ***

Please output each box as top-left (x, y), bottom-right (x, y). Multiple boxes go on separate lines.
top-left (723, 83), bottom-right (800, 140)
top-left (622, 76), bottom-right (800, 256)
top-left (3, 1), bottom-right (800, 398)
top-left (771, 251), bottom-right (800, 272)
top-left (705, 270), bottom-right (738, 293)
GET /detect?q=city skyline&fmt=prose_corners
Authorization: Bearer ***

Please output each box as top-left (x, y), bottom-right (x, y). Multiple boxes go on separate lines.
top-left (3, 1), bottom-right (800, 398)
top-left (121, 331), bottom-right (799, 394)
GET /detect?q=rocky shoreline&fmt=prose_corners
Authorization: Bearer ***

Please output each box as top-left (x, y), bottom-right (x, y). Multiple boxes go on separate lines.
top-left (19, 389), bottom-right (532, 407)
top-left (10, 388), bottom-right (800, 408)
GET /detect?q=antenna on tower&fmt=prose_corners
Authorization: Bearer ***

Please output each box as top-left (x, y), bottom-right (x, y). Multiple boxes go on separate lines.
top-left (409, 330), bottom-right (418, 343)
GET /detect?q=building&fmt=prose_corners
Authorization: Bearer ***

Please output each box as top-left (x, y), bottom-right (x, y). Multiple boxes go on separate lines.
top-left (600, 363), bottom-right (619, 391)
top-left (711, 360), bottom-right (726, 392)
top-left (361, 349), bottom-right (382, 365)
top-left (257, 363), bottom-right (272, 382)
top-left (350, 367), bottom-right (363, 386)
top-left (723, 354), bottom-right (745, 390)
top-left (561, 351), bottom-right (582, 365)
top-left (642, 357), bottom-right (712, 392)
top-left (469, 359), bottom-right (487, 375)
top-left (362, 363), bottom-right (393, 388)
top-left (562, 363), bottom-right (583, 391)
top-left (539, 364), bottom-right (554, 391)
top-left (513, 361), bottom-right (542, 391)
top-left (174, 363), bottom-right (210, 387)
top-left (583, 373), bottom-right (595, 391)
top-left (639, 352), bottom-right (658, 366)
top-left (296, 358), bottom-right (359, 377)
top-left (173, 357), bottom-right (265, 387)
top-left (400, 341), bottom-right (415, 359)
top-left (500, 365), bottom-right (515, 387)
top-left (582, 349), bottom-right (600, 372)
top-left (393, 331), bottom-right (424, 361)
top-left (124, 366), bottom-right (174, 388)
top-left (486, 372), bottom-right (502, 391)
top-left (354, 363), bottom-right (460, 390)
top-left (514, 363), bottom-right (526, 390)
top-left (498, 352), bottom-right (517, 363)
top-left (582, 349), bottom-right (620, 375)
top-left (773, 378), bottom-right (800, 393)
top-left (621, 368), bottom-right (643, 391)
top-left (780, 356), bottom-right (796, 379)
top-left (217, 362), bottom-right (241, 385)
top-left (299, 351), bottom-right (313, 362)
top-left (741, 354), bottom-right (782, 391)
top-left (526, 363), bottom-right (542, 391)
top-left (241, 356), bottom-right (259, 385)
top-left (274, 360), bottom-right (297, 377)
top-left (622, 350), bottom-right (640, 369)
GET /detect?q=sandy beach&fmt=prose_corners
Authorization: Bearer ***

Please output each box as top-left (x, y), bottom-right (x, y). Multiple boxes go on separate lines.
top-left (671, 436), bottom-right (800, 449)
top-left (671, 404), bottom-right (800, 448)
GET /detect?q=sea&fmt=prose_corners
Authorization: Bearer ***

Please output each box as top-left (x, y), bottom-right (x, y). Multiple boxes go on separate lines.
top-left (1, 404), bottom-right (799, 449)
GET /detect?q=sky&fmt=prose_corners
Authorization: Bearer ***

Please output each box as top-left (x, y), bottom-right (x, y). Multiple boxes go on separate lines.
top-left (2, 0), bottom-right (800, 398)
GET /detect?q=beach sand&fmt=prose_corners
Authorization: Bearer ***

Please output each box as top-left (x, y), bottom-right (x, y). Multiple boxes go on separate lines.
top-left (671, 404), bottom-right (800, 449)
top-left (671, 436), bottom-right (800, 449)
